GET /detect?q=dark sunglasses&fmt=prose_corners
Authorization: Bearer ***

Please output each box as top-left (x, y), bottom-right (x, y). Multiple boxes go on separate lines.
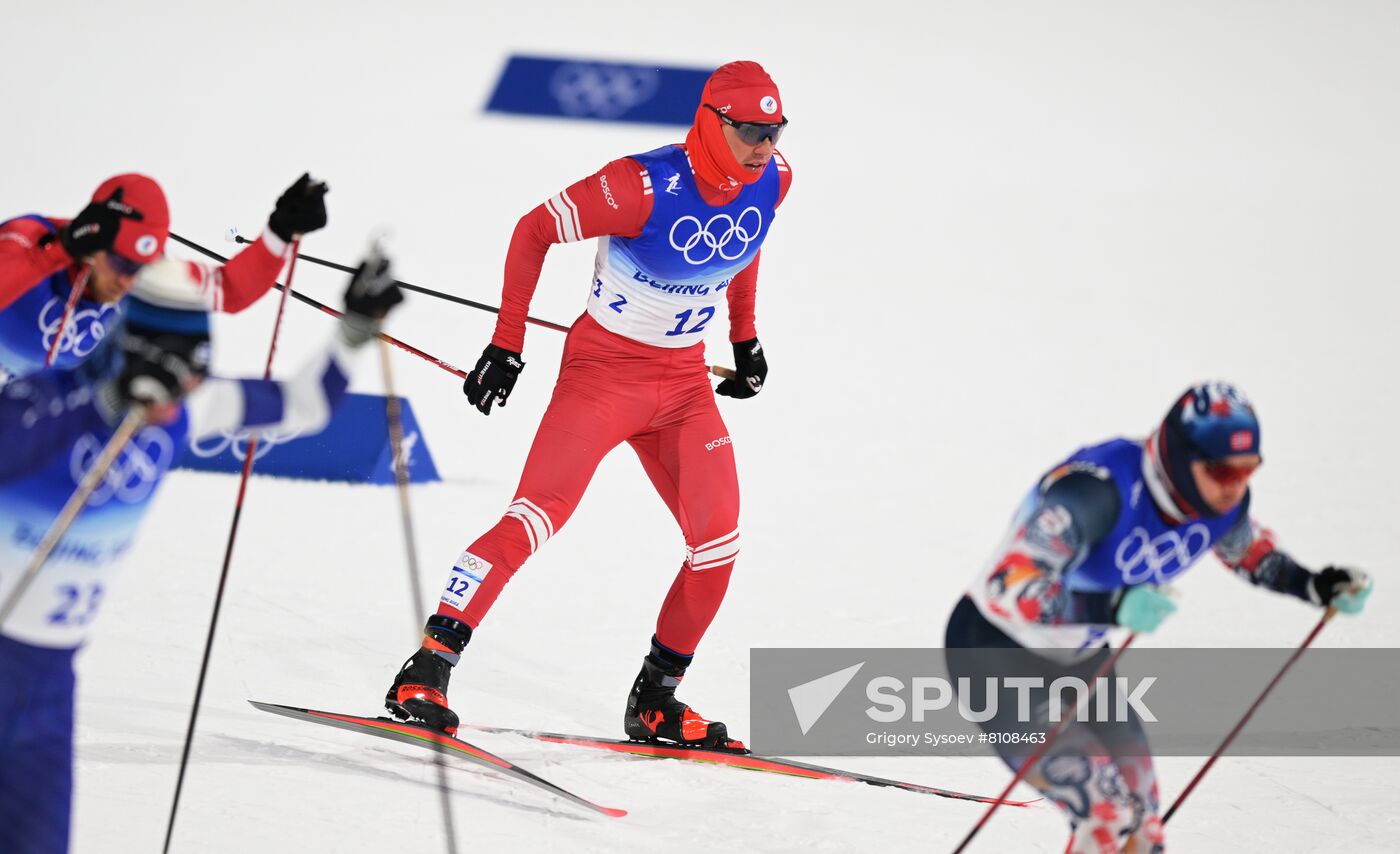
top-left (105, 251), bottom-right (147, 277)
top-left (704, 104), bottom-right (788, 146)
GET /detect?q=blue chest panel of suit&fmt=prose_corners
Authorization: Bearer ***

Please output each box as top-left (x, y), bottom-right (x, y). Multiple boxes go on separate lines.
top-left (0, 378), bottom-right (190, 648)
top-left (1057, 439), bottom-right (1244, 593)
top-left (0, 216), bottom-right (121, 380)
top-left (588, 145), bottom-right (780, 347)
top-left (615, 145), bottom-right (778, 284)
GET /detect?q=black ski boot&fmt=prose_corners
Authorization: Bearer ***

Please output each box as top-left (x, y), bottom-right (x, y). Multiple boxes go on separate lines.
top-left (385, 615), bottom-right (471, 735)
top-left (622, 640), bottom-right (746, 752)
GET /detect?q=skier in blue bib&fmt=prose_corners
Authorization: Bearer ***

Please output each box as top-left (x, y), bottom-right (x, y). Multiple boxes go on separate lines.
top-left (947, 381), bottom-right (1372, 853)
top-left (0, 248), bottom-right (403, 854)
top-left (0, 172), bottom-right (327, 383)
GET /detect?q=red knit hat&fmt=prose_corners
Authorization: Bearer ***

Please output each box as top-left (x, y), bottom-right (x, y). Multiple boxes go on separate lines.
top-left (704, 61), bottom-right (782, 123)
top-left (89, 173), bottom-right (170, 263)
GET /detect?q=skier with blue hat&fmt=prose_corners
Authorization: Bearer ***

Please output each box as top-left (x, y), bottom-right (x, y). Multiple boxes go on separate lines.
top-left (945, 380), bottom-right (1373, 853)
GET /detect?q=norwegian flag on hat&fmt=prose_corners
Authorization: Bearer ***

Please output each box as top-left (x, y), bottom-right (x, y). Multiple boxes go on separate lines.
top-left (88, 173), bottom-right (170, 263)
top-left (1230, 430), bottom-right (1254, 452)
top-left (1170, 381), bottom-right (1262, 461)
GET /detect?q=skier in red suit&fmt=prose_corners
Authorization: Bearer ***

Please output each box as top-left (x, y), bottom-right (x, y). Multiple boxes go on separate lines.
top-left (0, 173), bottom-right (327, 379)
top-left (387, 61), bottom-right (792, 748)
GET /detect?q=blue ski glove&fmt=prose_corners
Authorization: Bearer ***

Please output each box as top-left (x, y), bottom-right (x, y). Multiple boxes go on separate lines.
top-left (1115, 585), bottom-right (1177, 634)
top-left (1310, 567), bottom-right (1373, 615)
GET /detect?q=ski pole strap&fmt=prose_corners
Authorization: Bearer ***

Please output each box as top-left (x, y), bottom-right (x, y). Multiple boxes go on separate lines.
top-left (0, 407), bottom-right (146, 630)
top-left (1163, 609), bottom-right (1335, 824)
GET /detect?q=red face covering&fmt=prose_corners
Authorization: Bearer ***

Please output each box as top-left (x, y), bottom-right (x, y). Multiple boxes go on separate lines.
top-left (686, 61), bottom-right (783, 197)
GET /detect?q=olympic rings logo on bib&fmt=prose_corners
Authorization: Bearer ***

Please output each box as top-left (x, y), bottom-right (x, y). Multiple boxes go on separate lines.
top-left (668, 207), bottom-right (763, 266)
top-left (70, 427), bottom-right (175, 507)
top-left (1114, 523), bottom-right (1212, 585)
top-left (38, 297), bottom-right (118, 359)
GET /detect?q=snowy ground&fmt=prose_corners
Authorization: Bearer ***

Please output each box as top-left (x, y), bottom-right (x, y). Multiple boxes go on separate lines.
top-left (6, 1), bottom-right (1400, 851)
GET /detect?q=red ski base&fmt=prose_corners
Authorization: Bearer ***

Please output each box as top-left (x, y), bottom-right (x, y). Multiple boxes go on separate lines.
top-left (249, 701), bottom-right (627, 818)
top-left (461, 723), bottom-right (1039, 807)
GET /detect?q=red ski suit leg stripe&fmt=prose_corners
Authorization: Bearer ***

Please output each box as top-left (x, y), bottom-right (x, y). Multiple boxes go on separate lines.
top-left (628, 393), bottom-right (739, 655)
top-left (436, 313), bottom-right (739, 647)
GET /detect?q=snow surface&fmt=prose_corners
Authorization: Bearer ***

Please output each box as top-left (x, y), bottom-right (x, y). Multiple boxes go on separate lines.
top-left (5, 1), bottom-right (1400, 851)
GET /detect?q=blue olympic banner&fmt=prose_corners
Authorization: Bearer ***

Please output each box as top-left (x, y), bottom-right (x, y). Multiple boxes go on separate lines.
top-left (176, 392), bottom-right (440, 485)
top-left (485, 55), bottom-right (710, 126)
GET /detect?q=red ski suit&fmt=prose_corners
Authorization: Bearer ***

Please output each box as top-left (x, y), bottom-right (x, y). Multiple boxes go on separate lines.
top-left (437, 149), bottom-right (791, 655)
top-left (0, 216), bottom-right (289, 314)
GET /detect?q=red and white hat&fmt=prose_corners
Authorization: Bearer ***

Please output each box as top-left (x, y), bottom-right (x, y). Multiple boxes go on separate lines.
top-left (89, 173), bottom-right (170, 263)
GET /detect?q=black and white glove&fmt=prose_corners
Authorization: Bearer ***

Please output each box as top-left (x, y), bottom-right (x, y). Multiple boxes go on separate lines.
top-left (267, 173), bottom-right (329, 243)
top-left (1309, 566), bottom-right (1373, 615)
top-left (716, 338), bottom-right (767, 399)
top-left (339, 247), bottom-right (404, 346)
top-left (94, 325), bottom-right (212, 425)
top-left (463, 344), bottom-right (524, 415)
top-left (59, 188), bottom-right (145, 259)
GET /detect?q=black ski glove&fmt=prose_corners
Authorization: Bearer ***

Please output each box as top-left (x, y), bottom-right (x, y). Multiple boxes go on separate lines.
top-left (463, 344), bottom-right (524, 415)
top-left (339, 247), bottom-right (404, 346)
top-left (1309, 566), bottom-right (1372, 614)
top-left (715, 338), bottom-right (767, 399)
top-left (59, 188), bottom-right (145, 259)
top-left (94, 323), bottom-right (212, 425)
top-left (267, 173), bottom-right (329, 243)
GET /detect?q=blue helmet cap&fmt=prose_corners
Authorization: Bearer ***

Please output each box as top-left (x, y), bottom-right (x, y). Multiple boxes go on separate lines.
top-left (1150, 382), bottom-right (1261, 519)
top-left (1166, 382), bottom-right (1261, 461)
top-left (123, 295), bottom-right (211, 336)
top-left (115, 294), bottom-right (213, 383)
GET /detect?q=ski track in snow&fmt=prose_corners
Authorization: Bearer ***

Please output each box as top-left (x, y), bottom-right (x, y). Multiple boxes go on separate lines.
top-left (7, 1), bottom-right (1399, 851)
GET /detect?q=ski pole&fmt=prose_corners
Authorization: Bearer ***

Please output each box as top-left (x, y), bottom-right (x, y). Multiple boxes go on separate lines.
top-left (229, 232), bottom-right (570, 333)
top-left (0, 407), bottom-right (146, 630)
top-left (162, 238), bottom-right (303, 854)
top-left (43, 265), bottom-right (91, 368)
top-left (171, 232), bottom-right (738, 382)
top-left (282, 285), bottom-right (465, 378)
top-left (169, 232), bottom-right (467, 377)
top-left (208, 232), bottom-right (739, 379)
top-left (951, 635), bottom-right (1138, 854)
top-left (268, 230), bottom-right (738, 379)
top-left (1162, 609), bottom-right (1335, 824)
top-left (379, 335), bottom-right (460, 854)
